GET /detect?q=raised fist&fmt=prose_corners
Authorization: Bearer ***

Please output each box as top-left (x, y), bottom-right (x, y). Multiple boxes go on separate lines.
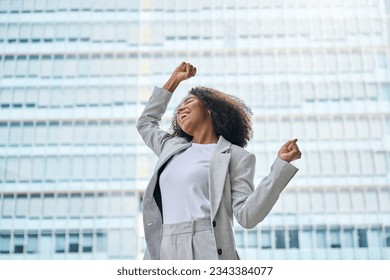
top-left (170, 62), bottom-right (197, 83)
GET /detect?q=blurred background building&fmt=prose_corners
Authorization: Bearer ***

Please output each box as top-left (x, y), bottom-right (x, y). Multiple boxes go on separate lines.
top-left (0, 0), bottom-right (389, 259)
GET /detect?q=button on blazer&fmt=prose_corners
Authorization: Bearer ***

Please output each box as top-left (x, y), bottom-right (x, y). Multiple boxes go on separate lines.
top-left (137, 87), bottom-right (299, 260)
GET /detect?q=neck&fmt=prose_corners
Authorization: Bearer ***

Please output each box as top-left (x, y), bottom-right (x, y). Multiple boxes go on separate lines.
top-left (192, 130), bottom-right (218, 144)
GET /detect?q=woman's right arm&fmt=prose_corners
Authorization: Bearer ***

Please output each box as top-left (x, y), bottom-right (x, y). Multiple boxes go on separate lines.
top-left (136, 62), bottom-right (196, 156)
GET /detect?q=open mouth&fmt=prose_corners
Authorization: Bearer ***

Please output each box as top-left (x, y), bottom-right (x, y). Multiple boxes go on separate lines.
top-left (180, 113), bottom-right (188, 121)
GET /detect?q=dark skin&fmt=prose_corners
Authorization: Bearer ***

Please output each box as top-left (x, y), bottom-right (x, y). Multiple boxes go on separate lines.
top-left (163, 62), bottom-right (301, 162)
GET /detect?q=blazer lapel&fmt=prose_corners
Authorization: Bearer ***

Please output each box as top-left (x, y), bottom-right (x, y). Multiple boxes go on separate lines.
top-left (154, 141), bottom-right (191, 172)
top-left (145, 141), bottom-right (191, 202)
top-left (209, 136), bottom-right (231, 221)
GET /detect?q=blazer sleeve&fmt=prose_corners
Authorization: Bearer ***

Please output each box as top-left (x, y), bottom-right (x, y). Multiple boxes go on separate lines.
top-left (230, 153), bottom-right (298, 229)
top-left (136, 86), bottom-right (174, 157)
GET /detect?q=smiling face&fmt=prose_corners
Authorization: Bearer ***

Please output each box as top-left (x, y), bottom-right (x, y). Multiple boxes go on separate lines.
top-left (176, 94), bottom-right (212, 137)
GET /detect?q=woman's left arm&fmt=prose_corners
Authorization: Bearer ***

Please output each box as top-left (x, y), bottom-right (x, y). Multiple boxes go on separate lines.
top-left (231, 140), bottom-right (301, 229)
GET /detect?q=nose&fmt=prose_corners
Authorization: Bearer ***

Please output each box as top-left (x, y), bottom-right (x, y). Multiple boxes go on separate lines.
top-left (177, 104), bottom-right (185, 114)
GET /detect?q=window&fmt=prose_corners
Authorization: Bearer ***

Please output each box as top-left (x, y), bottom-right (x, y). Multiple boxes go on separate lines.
top-left (35, 122), bottom-right (47, 144)
top-left (0, 157), bottom-right (5, 182)
top-left (15, 56), bottom-right (28, 77)
top-left (305, 118), bottom-right (317, 139)
top-left (55, 233), bottom-right (65, 253)
top-left (99, 121), bottom-right (111, 144)
top-left (316, 228), bottom-right (327, 248)
top-left (123, 193), bottom-right (136, 217)
top-left (325, 191), bottom-right (338, 213)
top-left (108, 230), bottom-right (122, 256)
top-left (45, 157), bottom-right (57, 181)
top-left (374, 152), bottom-right (386, 175)
top-left (26, 232), bottom-right (38, 254)
top-left (96, 193), bottom-right (109, 217)
top-left (83, 193), bottom-right (95, 217)
top-left (51, 55), bottom-right (63, 79)
top-left (275, 229), bottom-right (286, 249)
top-left (0, 232), bottom-right (11, 254)
top-left (111, 155), bottom-right (123, 179)
top-left (352, 189), bottom-right (365, 212)
top-left (345, 117), bottom-right (357, 138)
top-left (123, 229), bottom-right (136, 257)
top-left (330, 228), bottom-right (341, 248)
top-left (58, 157), bottom-right (71, 180)
top-left (321, 151), bottom-right (334, 176)
top-left (282, 191), bottom-right (297, 213)
top-left (28, 56), bottom-right (39, 77)
top-left (301, 227), bottom-right (313, 248)
top-left (56, 193), bottom-right (68, 218)
top-left (366, 190), bottom-right (379, 212)
top-left (9, 122), bottom-right (21, 143)
top-left (40, 56), bottom-right (52, 77)
top-left (385, 227), bottom-right (390, 247)
top-left (342, 228), bottom-right (355, 248)
top-left (235, 230), bottom-right (244, 248)
top-left (360, 150), bottom-right (375, 176)
top-left (110, 192), bottom-right (122, 217)
top-left (68, 232), bottom-right (79, 253)
top-left (261, 230), bottom-right (272, 249)
top-left (83, 232), bottom-right (93, 252)
top-left (370, 117), bottom-right (383, 139)
top-left (124, 155), bottom-right (136, 178)
top-left (43, 194), bottom-right (55, 218)
top-left (309, 152), bottom-right (320, 175)
top-left (334, 151), bottom-right (347, 176)
top-left (44, 24), bottom-right (55, 39)
top-left (2, 194), bottom-right (14, 218)
top-left (247, 230), bottom-right (257, 248)
top-left (312, 191), bottom-right (324, 213)
top-left (97, 155), bottom-right (110, 180)
top-left (0, 24), bottom-right (6, 41)
top-left (48, 121), bottom-right (59, 143)
top-left (379, 188), bottom-right (390, 212)
top-left (328, 83), bottom-right (340, 101)
top-left (71, 156), bottom-right (84, 179)
top-left (289, 229), bottom-right (299, 249)
top-left (84, 156), bottom-right (96, 179)
top-left (3, 56), bottom-right (14, 77)
top-left (332, 117), bottom-right (344, 139)
top-left (357, 229), bottom-right (368, 248)
top-left (358, 118), bottom-right (370, 139)
top-left (21, 122), bottom-right (34, 145)
top-left (29, 194), bottom-right (41, 217)
top-left (326, 52), bottom-right (337, 73)
top-left (298, 190), bottom-right (310, 213)
top-left (338, 190), bottom-right (352, 212)
top-left (69, 193), bottom-right (81, 217)
top-left (368, 227), bottom-right (382, 247)
top-left (7, 23), bottom-right (18, 40)
top-left (14, 233), bottom-right (24, 253)
top-left (338, 52), bottom-right (350, 72)
top-left (0, 123), bottom-right (8, 146)
top-left (15, 194), bottom-right (28, 217)
top-left (96, 232), bottom-right (107, 252)
top-left (347, 151), bottom-right (360, 175)
top-left (40, 231), bottom-right (52, 256)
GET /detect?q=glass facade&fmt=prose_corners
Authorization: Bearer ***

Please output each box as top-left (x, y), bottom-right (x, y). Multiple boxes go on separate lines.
top-left (0, 0), bottom-right (389, 259)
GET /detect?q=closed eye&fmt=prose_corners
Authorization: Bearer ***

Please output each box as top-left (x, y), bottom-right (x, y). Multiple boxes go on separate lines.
top-left (184, 98), bottom-right (194, 105)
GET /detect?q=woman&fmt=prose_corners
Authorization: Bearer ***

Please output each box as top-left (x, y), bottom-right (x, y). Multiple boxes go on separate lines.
top-left (137, 62), bottom-right (301, 260)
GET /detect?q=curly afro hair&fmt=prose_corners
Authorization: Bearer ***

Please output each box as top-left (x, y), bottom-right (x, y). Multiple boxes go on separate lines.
top-left (170, 86), bottom-right (253, 148)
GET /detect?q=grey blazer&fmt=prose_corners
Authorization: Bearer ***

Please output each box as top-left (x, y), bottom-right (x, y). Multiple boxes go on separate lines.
top-left (137, 87), bottom-right (299, 260)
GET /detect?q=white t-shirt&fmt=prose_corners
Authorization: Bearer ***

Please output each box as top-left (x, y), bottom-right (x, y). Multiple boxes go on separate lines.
top-left (159, 143), bottom-right (217, 224)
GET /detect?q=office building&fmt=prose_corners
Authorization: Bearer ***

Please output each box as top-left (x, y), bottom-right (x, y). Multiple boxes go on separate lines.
top-left (0, 0), bottom-right (389, 259)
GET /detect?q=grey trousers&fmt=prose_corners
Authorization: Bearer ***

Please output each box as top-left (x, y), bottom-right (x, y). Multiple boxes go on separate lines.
top-left (160, 217), bottom-right (219, 260)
